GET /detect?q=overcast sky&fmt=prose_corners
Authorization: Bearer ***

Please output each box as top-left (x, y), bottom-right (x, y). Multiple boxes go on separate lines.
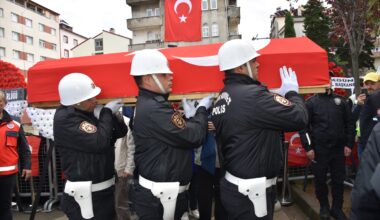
top-left (33, 0), bottom-right (307, 40)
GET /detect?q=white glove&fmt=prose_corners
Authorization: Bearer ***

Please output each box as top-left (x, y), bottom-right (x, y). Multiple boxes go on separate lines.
top-left (271, 66), bottom-right (299, 96)
top-left (197, 95), bottom-right (214, 110)
top-left (93, 104), bottom-right (104, 119)
top-left (182, 98), bottom-right (197, 119)
top-left (104, 99), bottom-right (123, 114)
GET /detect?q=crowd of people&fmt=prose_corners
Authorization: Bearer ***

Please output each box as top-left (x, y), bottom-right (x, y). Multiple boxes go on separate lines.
top-left (1, 39), bottom-right (380, 220)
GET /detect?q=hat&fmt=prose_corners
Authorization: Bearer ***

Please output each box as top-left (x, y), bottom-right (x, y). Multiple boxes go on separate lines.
top-left (363, 72), bottom-right (379, 83)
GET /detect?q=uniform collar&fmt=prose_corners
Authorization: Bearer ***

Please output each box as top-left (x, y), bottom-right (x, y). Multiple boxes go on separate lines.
top-left (139, 88), bottom-right (169, 101)
top-left (224, 73), bottom-right (261, 86)
top-left (0, 110), bottom-right (12, 124)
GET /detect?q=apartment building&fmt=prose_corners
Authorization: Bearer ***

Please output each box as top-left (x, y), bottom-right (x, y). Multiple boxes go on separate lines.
top-left (270, 7), bottom-right (305, 39)
top-left (0, 0), bottom-right (60, 74)
top-left (126, 0), bottom-right (240, 51)
top-left (60, 20), bottom-right (87, 58)
top-left (72, 29), bottom-right (131, 57)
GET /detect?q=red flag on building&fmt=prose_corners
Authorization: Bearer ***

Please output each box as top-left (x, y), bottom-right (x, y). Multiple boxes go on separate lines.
top-left (165, 0), bottom-right (201, 42)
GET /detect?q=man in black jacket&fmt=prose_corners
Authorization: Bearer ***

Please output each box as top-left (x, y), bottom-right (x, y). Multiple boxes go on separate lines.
top-left (54, 73), bottom-right (127, 220)
top-left (130, 49), bottom-right (213, 220)
top-left (211, 39), bottom-right (308, 220)
top-left (351, 120), bottom-right (380, 220)
top-left (300, 86), bottom-right (355, 220)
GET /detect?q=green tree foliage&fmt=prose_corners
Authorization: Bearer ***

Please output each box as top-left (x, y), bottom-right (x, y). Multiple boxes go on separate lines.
top-left (303, 0), bottom-right (331, 52)
top-left (284, 11), bottom-right (296, 37)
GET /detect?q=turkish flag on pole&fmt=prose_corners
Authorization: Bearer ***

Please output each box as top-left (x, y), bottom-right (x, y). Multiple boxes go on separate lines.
top-left (165, 0), bottom-right (201, 42)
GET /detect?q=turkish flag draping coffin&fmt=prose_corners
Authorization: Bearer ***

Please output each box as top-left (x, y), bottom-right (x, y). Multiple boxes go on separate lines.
top-left (25, 136), bottom-right (41, 177)
top-left (284, 132), bottom-right (309, 167)
top-left (27, 37), bottom-right (329, 105)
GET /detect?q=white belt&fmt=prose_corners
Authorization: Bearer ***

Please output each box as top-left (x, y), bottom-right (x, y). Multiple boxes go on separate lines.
top-left (91, 177), bottom-right (115, 192)
top-left (64, 177), bottom-right (115, 219)
top-left (225, 172), bottom-right (277, 188)
top-left (139, 175), bottom-right (189, 220)
top-left (225, 171), bottom-right (277, 218)
top-left (139, 175), bottom-right (189, 193)
top-left (0, 165), bottom-right (17, 172)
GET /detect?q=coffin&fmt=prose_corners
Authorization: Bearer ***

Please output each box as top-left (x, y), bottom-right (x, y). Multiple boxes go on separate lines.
top-left (27, 37), bottom-right (329, 107)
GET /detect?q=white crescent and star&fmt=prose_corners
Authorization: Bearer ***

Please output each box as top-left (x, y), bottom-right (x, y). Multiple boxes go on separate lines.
top-left (174, 0), bottom-right (192, 23)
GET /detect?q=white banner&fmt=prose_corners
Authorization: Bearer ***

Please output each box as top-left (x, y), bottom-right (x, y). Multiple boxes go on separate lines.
top-left (331, 77), bottom-right (355, 94)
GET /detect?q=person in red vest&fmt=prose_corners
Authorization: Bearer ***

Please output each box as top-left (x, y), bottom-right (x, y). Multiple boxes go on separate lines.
top-left (0, 90), bottom-right (31, 220)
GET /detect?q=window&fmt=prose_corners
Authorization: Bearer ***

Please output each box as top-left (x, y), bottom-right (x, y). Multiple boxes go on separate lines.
top-left (0, 8), bottom-right (3, 17)
top-left (63, 35), bottom-right (68, 44)
top-left (95, 38), bottom-right (103, 51)
top-left (39, 39), bottom-right (45, 47)
top-left (211, 23), bottom-right (219, 36)
top-left (40, 56), bottom-right (53, 61)
top-left (39, 23), bottom-right (44, 31)
top-left (202, 23), bottom-right (209, 37)
top-left (155, 8), bottom-right (160, 16)
top-left (210, 0), bottom-right (217, 9)
top-left (51, 28), bottom-right (56, 36)
top-left (12, 32), bottom-right (19, 41)
top-left (13, 50), bottom-right (20, 59)
top-left (27, 53), bottom-right (34, 62)
top-left (202, 0), bottom-right (208, 10)
top-left (0, 27), bottom-right (4, 38)
top-left (147, 31), bottom-right (154, 41)
top-left (64, 49), bottom-right (69, 58)
top-left (146, 8), bottom-right (154, 17)
top-left (11, 13), bottom-right (18, 22)
top-left (73, 39), bottom-right (78, 46)
top-left (26, 36), bottom-right (33, 45)
top-left (0, 47), bottom-right (5, 57)
top-left (25, 18), bottom-right (32, 27)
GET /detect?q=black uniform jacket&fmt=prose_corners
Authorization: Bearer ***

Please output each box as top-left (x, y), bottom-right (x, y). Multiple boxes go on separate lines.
top-left (351, 122), bottom-right (380, 220)
top-left (54, 106), bottom-right (127, 184)
top-left (359, 90), bottom-right (380, 149)
top-left (1, 110), bottom-right (31, 170)
top-left (211, 73), bottom-right (308, 179)
top-left (133, 89), bottom-right (208, 185)
top-left (300, 92), bottom-right (355, 151)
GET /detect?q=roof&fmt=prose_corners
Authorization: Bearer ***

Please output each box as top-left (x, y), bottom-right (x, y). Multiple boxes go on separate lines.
top-left (71, 30), bottom-right (131, 50)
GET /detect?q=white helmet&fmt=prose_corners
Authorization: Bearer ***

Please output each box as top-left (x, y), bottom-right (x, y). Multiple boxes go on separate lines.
top-left (58, 73), bottom-right (101, 106)
top-left (218, 39), bottom-right (260, 71)
top-left (130, 49), bottom-right (173, 76)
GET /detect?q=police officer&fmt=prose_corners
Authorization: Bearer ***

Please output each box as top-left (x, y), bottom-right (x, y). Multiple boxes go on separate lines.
top-left (54, 73), bottom-right (127, 220)
top-left (351, 121), bottom-right (380, 220)
top-left (211, 39), bottom-right (308, 220)
top-left (300, 85), bottom-right (354, 220)
top-left (0, 90), bottom-right (31, 220)
top-left (130, 49), bottom-right (213, 220)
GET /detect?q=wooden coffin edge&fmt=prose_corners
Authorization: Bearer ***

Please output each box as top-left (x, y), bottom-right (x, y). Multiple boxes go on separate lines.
top-left (29, 84), bottom-right (330, 108)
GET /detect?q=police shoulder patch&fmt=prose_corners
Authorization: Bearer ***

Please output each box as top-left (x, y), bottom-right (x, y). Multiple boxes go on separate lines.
top-left (79, 121), bottom-right (97, 133)
top-left (171, 112), bottom-right (186, 129)
top-left (273, 94), bottom-right (292, 106)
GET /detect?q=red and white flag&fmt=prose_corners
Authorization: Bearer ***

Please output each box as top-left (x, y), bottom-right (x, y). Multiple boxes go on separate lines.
top-left (165, 0), bottom-right (201, 42)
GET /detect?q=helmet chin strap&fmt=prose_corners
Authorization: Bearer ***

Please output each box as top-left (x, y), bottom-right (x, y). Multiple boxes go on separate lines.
top-left (151, 74), bottom-right (167, 94)
top-left (246, 62), bottom-right (253, 79)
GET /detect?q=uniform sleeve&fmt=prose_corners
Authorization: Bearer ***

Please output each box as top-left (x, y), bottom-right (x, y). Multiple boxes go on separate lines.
top-left (111, 114), bottom-right (128, 143)
top-left (148, 105), bottom-right (208, 149)
top-left (343, 100), bottom-right (355, 148)
top-left (251, 90), bottom-right (308, 132)
top-left (299, 98), bottom-right (314, 151)
top-left (17, 126), bottom-right (31, 170)
top-left (54, 108), bottom-right (115, 153)
top-left (359, 98), bottom-right (374, 147)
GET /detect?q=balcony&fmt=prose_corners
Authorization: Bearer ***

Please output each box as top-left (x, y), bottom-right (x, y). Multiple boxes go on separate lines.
top-left (228, 6), bottom-right (240, 26)
top-left (129, 40), bottom-right (165, 51)
top-left (126, 0), bottom-right (158, 6)
top-left (127, 16), bottom-right (162, 30)
top-left (228, 33), bottom-right (241, 40)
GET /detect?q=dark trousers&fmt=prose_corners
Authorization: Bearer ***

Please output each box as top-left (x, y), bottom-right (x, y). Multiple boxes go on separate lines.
top-left (312, 146), bottom-right (345, 209)
top-left (189, 171), bottom-right (200, 211)
top-left (195, 166), bottom-right (227, 220)
top-left (131, 183), bottom-right (188, 220)
top-left (220, 178), bottom-right (276, 220)
top-left (0, 174), bottom-right (16, 220)
top-left (61, 186), bottom-right (115, 220)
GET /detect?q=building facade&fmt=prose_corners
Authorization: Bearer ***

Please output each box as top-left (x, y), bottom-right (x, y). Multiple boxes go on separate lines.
top-left (59, 20), bottom-right (87, 58)
top-left (72, 29), bottom-right (131, 57)
top-left (0, 0), bottom-right (60, 74)
top-left (270, 7), bottom-right (305, 39)
top-left (126, 0), bottom-right (240, 50)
